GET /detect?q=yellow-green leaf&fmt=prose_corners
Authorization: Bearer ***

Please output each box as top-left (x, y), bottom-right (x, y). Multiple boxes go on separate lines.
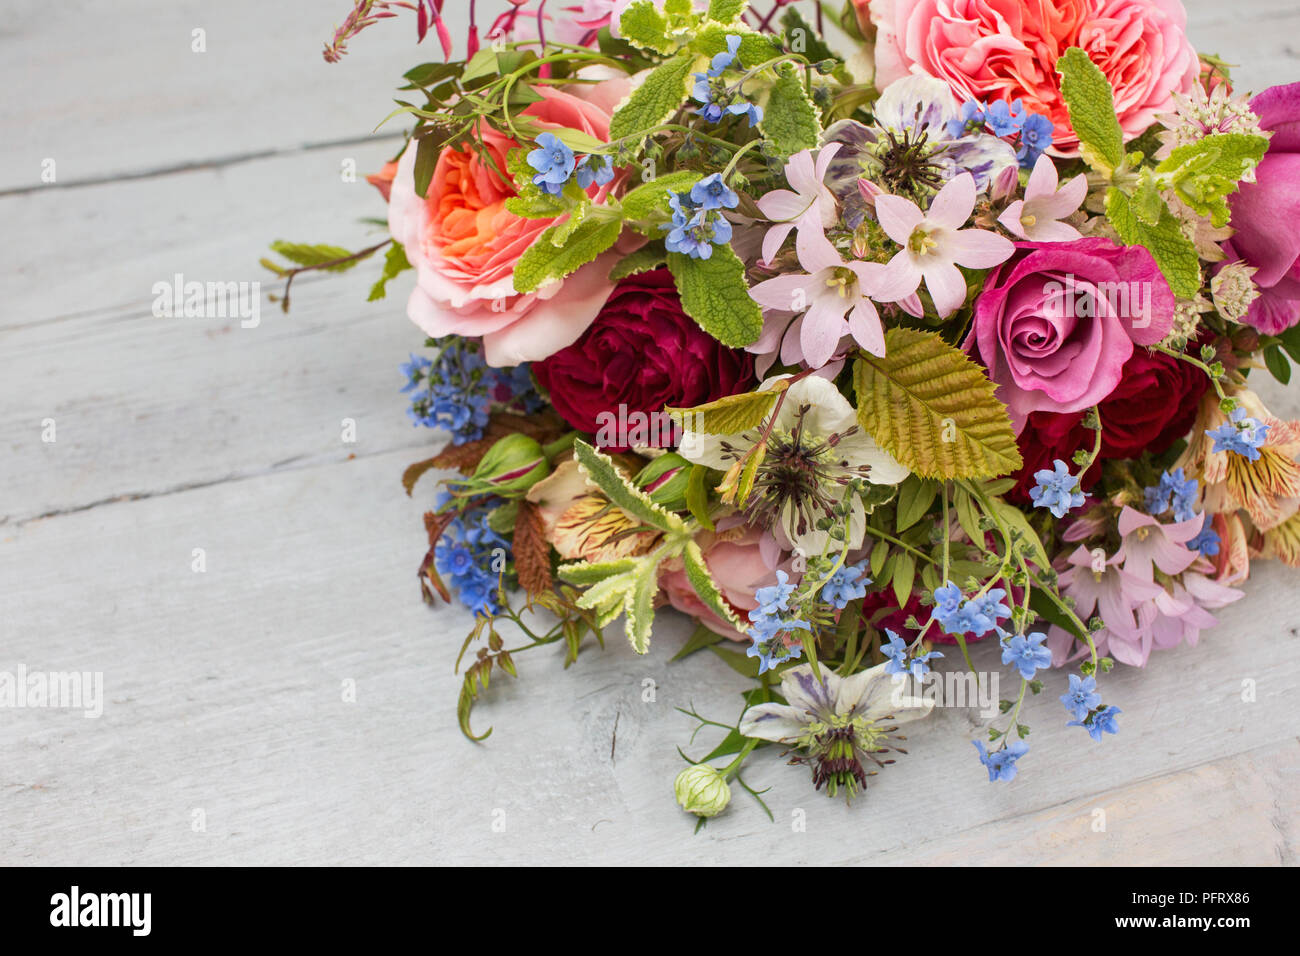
top-left (853, 328), bottom-right (1022, 479)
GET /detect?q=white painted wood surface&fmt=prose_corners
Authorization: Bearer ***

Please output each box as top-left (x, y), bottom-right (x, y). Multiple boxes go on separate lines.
top-left (2, 0), bottom-right (1298, 866)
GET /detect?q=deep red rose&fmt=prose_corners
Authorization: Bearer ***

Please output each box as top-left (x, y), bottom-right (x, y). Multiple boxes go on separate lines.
top-left (1007, 341), bottom-right (1210, 504)
top-left (533, 269), bottom-right (755, 447)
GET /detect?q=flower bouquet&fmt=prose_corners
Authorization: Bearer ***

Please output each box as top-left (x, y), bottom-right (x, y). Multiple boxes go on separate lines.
top-left (264, 0), bottom-right (1300, 822)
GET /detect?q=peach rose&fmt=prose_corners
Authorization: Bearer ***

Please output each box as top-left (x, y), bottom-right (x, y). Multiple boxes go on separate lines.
top-left (387, 81), bottom-right (629, 366)
top-left (867, 0), bottom-right (1198, 155)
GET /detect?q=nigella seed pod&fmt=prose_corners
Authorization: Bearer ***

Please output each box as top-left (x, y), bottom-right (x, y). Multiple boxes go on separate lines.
top-left (470, 434), bottom-right (550, 496)
top-left (634, 453), bottom-right (691, 511)
top-left (673, 764), bottom-right (731, 818)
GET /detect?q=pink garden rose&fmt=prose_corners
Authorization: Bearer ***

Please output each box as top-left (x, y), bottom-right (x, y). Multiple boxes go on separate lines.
top-left (867, 0), bottom-right (1198, 155)
top-left (659, 522), bottom-right (780, 639)
top-left (387, 82), bottom-right (628, 367)
top-left (966, 238), bottom-right (1174, 431)
top-left (1221, 82), bottom-right (1300, 334)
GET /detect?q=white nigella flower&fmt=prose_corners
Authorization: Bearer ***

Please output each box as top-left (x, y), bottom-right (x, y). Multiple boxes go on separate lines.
top-left (740, 661), bottom-right (934, 798)
top-left (677, 375), bottom-right (909, 554)
top-left (823, 74), bottom-right (1019, 228)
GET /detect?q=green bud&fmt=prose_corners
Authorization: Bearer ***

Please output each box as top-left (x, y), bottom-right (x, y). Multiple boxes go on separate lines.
top-left (470, 433), bottom-right (550, 497)
top-left (633, 453), bottom-right (691, 511)
top-left (673, 764), bottom-right (731, 818)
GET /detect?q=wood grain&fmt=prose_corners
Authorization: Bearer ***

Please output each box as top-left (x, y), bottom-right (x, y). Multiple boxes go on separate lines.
top-left (2, 0), bottom-right (1298, 865)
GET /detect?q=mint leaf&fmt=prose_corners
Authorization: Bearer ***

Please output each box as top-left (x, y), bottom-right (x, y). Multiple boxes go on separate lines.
top-left (512, 215), bottom-right (621, 293)
top-left (609, 53), bottom-right (695, 142)
top-left (1157, 132), bottom-right (1270, 228)
top-left (667, 246), bottom-right (763, 347)
top-left (1106, 187), bottom-right (1201, 299)
top-left (367, 242), bottom-right (411, 301)
top-left (760, 65), bottom-right (820, 158)
top-left (619, 170), bottom-right (702, 230)
top-left (619, 1), bottom-right (673, 52)
top-left (609, 245), bottom-right (667, 280)
top-left (269, 241), bottom-right (361, 272)
top-left (695, 24), bottom-right (781, 67)
top-left (707, 0), bottom-right (748, 22)
top-left (1057, 47), bottom-right (1125, 175)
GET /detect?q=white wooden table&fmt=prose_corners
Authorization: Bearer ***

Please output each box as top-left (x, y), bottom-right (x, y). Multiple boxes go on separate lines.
top-left (3, 0), bottom-right (1298, 866)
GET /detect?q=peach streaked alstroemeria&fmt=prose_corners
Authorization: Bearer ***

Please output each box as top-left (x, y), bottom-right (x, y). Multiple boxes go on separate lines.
top-left (873, 173), bottom-right (1015, 317)
top-left (997, 153), bottom-right (1086, 242)
top-left (1178, 389), bottom-right (1300, 531)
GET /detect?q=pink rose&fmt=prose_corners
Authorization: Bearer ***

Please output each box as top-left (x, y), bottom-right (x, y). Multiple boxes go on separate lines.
top-left (966, 238), bottom-right (1174, 431)
top-left (387, 81), bottom-right (629, 367)
top-left (659, 523), bottom-right (779, 639)
top-left (1220, 82), bottom-right (1300, 334)
top-left (868, 0), bottom-right (1198, 155)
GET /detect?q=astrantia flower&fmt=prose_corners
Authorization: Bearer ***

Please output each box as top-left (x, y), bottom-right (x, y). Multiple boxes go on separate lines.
top-left (872, 173), bottom-right (1016, 318)
top-left (747, 230), bottom-right (889, 367)
top-left (1156, 82), bottom-right (1267, 156)
top-left (678, 375), bottom-right (909, 554)
top-left (823, 74), bottom-right (1018, 226)
top-left (973, 738), bottom-right (1028, 782)
top-left (997, 154), bottom-right (1086, 242)
top-left (739, 661), bottom-right (934, 798)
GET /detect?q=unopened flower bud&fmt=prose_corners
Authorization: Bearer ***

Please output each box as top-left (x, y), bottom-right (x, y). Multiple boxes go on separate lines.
top-left (471, 433), bottom-right (550, 496)
top-left (991, 164), bottom-right (1020, 204)
top-left (634, 453), bottom-right (691, 511)
top-left (674, 764), bottom-right (731, 818)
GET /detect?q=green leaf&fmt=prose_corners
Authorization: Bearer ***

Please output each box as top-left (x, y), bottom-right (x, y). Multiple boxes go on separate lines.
top-left (953, 487), bottom-right (984, 548)
top-left (666, 246), bottom-right (764, 347)
top-left (1278, 323), bottom-right (1300, 364)
top-left (268, 241), bottom-right (360, 272)
top-left (1156, 132), bottom-right (1270, 228)
top-left (989, 498), bottom-right (1050, 572)
top-left (619, 0), bottom-right (675, 54)
top-left (557, 557), bottom-right (642, 586)
top-left (686, 464), bottom-right (715, 531)
top-left (1056, 46), bottom-right (1125, 175)
top-left (609, 245), bottom-right (667, 280)
top-left (666, 386), bottom-right (782, 435)
top-left (760, 65), bottom-right (820, 158)
top-left (609, 53), bottom-right (695, 142)
top-left (1265, 344), bottom-right (1292, 385)
top-left (572, 440), bottom-right (686, 534)
top-left (894, 477), bottom-right (939, 533)
top-left (547, 126), bottom-right (609, 154)
top-left (853, 328), bottom-right (1022, 479)
top-left (696, 25), bottom-right (781, 67)
top-left (367, 242), bottom-right (411, 301)
top-left (512, 214), bottom-right (621, 294)
top-left (413, 134), bottom-right (439, 198)
top-left (890, 551), bottom-right (917, 607)
top-left (710, 644), bottom-right (762, 678)
top-left (869, 539), bottom-right (890, 578)
top-left (1106, 187), bottom-right (1202, 299)
top-left (707, 0), bottom-right (748, 22)
top-left (683, 540), bottom-right (743, 630)
top-left (671, 622), bottom-right (726, 661)
top-left (1029, 587), bottom-right (1086, 642)
top-left (619, 170), bottom-right (703, 227)
top-left (625, 559), bottom-right (660, 653)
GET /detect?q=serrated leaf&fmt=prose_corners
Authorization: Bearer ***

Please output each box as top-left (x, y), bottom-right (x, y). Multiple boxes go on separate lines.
top-left (760, 66), bottom-right (820, 158)
top-left (572, 440), bottom-right (686, 534)
top-left (666, 386), bottom-right (782, 435)
top-left (683, 540), bottom-right (742, 630)
top-left (666, 246), bottom-right (764, 347)
top-left (619, 0), bottom-right (675, 54)
top-left (853, 328), bottom-right (1022, 479)
top-left (557, 557), bottom-right (642, 586)
top-left (1156, 132), bottom-right (1270, 227)
top-left (367, 242), bottom-right (411, 301)
top-left (696, 24), bottom-right (781, 68)
top-left (624, 560), bottom-right (660, 653)
top-left (609, 53), bottom-right (695, 142)
top-left (269, 241), bottom-right (359, 272)
top-left (1057, 47), bottom-right (1125, 175)
top-left (609, 245), bottom-right (667, 280)
top-left (895, 477), bottom-right (938, 533)
top-left (1106, 187), bottom-right (1201, 299)
top-left (512, 215), bottom-right (621, 294)
top-left (619, 170), bottom-right (703, 226)
top-left (707, 0), bottom-right (748, 22)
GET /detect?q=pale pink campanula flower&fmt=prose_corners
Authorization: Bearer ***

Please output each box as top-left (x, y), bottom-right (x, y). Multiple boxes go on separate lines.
top-left (756, 143), bottom-right (842, 267)
top-left (997, 154), bottom-right (1087, 242)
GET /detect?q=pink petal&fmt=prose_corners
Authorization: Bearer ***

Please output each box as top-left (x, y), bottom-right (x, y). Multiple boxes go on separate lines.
top-left (926, 173), bottom-right (976, 230)
top-left (1023, 219), bottom-right (1083, 243)
top-left (796, 228), bottom-right (843, 274)
top-left (997, 200), bottom-right (1029, 239)
top-left (871, 251), bottom-right (922, 303)
top-left (1023, 154), bottom-right (1059, 203)
top-left (847, 300), bottom-right (885, 356)
top-left (750, 273), bottom-right (815, 311)
top-left (922, 261), bottom-right (968, 317)
top-left (756, 189), bottom-right (809, 223)
top-left (874, 194), bottom-right (924, 245)
top-left (946, 228), bottom-right (1015, 269)
top-left (760, 221), bottom-right (795, 266)
top-left (800, 295), bottom-right (848, 368)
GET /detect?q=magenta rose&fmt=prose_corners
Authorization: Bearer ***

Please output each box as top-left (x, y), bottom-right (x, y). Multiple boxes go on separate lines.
top-left (966, 238), bottom-right (1174, 431)
top-left (533, 270), bottom-right (755, 444)
top-left (1221, 82), bottom-right (1300, 334)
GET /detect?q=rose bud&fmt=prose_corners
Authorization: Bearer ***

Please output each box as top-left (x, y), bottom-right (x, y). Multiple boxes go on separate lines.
top-left (634, 453), bottom-right (691, 511)
top-left (468, 433), bottom-right (550, 497)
